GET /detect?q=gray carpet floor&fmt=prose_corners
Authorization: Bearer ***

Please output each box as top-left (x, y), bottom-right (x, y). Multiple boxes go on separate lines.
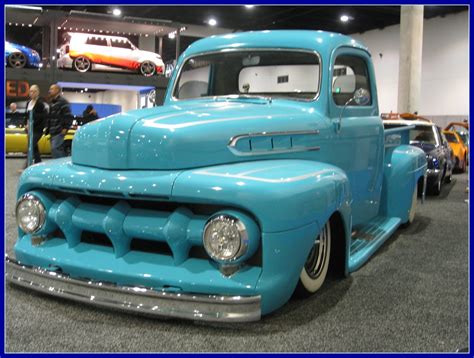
top-left (5, 157), bottom-right (469, 352)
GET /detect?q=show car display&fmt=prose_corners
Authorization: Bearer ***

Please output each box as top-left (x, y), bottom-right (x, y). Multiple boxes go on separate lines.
top-left (7, 30), bottom-right (427, 322)
top-left (57, 33), bottom-right (165, 76)
top-left (383, 113), bottom-right (452, 195)
top-left (5, 41), bottom-right (41, 69)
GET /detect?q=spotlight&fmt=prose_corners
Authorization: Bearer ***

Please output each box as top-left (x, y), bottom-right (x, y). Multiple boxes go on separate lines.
top-left (340, 15), bottom-right (350, 22)
top-left (208, 18), bottom-right (217, 26)
top-left (113, 8), bottom-right (121, 16)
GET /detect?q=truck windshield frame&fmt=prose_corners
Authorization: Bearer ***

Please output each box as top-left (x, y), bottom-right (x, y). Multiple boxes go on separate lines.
top-left (171, 48), bottom-right (322, 102)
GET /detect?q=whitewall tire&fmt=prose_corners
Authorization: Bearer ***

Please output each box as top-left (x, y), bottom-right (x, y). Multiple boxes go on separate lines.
top-left (298, 220), bottom-right (331, 294)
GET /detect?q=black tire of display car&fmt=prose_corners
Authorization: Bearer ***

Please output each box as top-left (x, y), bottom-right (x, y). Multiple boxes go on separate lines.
top-left (432, 177), bottom-right (442, 196)
top-left (73, 56), bottom-right (91, 73)
top-left (8, 52), bottom-right (27, 68)
top-left (140, 61), bottom-right (156, 77)
top-left (296, 220), bottom-right (331, 296)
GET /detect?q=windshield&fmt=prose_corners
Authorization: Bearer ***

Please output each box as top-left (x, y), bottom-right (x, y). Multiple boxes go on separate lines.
top-left (409, 126), bottom-right (438, 146)
top-left (173, 50), bottom-right (320, 101)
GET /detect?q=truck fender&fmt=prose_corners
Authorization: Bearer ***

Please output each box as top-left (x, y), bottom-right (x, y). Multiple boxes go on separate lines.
top-left (380, 145), bottom-right (427, 222)
top-left (172, 159), bottom-right (352, 313)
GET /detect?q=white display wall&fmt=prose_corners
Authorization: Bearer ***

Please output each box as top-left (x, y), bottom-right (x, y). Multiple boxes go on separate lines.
top-left (351, 10), bottom-right (468, 118)
top-left (64, 90), bottom-right (138, 112)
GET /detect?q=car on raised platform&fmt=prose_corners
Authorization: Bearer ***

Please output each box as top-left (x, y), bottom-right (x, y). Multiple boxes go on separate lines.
top-left (57, 33), bottom-right (165, 77)
top-left (7, 30), bottom-right (427, 322)
top-left (5, 41), bottom-right (41, 69)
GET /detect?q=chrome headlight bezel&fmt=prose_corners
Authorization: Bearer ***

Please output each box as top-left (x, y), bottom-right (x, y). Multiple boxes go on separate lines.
top-left (203, 214), bottom-right (249, 263)
top-left (15, 193), bottom-right (46, 234)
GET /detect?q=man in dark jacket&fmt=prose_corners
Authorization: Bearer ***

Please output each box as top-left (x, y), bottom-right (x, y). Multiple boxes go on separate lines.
top-left (45, 83), bottom-right (72, 158)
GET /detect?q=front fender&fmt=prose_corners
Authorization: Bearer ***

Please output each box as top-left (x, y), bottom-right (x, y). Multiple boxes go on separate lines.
top-left (172, 159), bottom-right (352, 313)
top-left (172, 159), bottom-right (352, 233)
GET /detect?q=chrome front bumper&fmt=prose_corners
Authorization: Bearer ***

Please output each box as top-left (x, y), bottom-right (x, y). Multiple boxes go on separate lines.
top-left (5, 256), bottom-right (261, 322)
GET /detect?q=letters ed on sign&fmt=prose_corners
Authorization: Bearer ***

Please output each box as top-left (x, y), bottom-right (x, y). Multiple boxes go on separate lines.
top-left (6, 80), bottom-right (30, 98)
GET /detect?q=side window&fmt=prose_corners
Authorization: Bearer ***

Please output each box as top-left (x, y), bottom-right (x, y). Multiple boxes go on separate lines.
top-left (332, 55), bottom-right (371, 106)
top-left (111, 39), bottom-right (134, 50)
top-left (85, 36), bottom-right (108, 46)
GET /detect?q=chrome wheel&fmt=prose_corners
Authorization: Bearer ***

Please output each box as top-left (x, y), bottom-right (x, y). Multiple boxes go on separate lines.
top-left (8, 52), bottom-right (27, 68)
top-left (73, 56), bottom-right (91, 73)
top-left (298, 220), bottom-right (331, 294)
top-left (140, 61), bottom-right (156, 77)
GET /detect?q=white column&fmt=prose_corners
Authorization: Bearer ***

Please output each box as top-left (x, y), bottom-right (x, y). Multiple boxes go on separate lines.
top-left (397, 5), bottom-right (424, 113)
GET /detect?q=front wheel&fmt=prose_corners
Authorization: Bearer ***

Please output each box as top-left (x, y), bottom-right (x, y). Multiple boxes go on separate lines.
top-left (139, 61), bottom-right (156, 77)
top-left (296, 220), bottom-right (331, 296)
top-left (73, 56), bottom-right (91, 73)
top-left (431, 177), bottom-right (442, 196)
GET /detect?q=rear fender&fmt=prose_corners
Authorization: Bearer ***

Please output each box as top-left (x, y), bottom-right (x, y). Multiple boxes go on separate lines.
top-left (381, 145), bottom-right (427, 222)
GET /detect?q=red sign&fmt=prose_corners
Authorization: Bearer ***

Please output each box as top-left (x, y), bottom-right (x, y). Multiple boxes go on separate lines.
top-left (6, 80), bottom-right (30, 98)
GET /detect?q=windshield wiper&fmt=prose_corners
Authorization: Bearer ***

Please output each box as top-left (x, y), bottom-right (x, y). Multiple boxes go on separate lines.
top-left (214, 94), bottom-right (272, 103)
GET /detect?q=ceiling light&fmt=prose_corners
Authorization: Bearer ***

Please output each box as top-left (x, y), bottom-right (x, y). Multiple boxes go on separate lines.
top-left (208, 18), bottom-right (217, 26)
top-left (168, 32), bottom-right (175, 39)
top-left (113, 8), bottom-right (121, 16)
top-left (245, 5), bottom-right (255, 8)
top-left (85, 88), bottom-right (88, 92)
top-left (340, 15), bottom-right (350, 22)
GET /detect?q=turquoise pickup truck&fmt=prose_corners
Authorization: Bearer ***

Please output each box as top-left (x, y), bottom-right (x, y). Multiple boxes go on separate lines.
top-left (7, 30), bottom-right (427, 322)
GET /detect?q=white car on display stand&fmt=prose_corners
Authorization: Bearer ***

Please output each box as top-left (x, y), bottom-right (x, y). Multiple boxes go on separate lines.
top-left (57, 33), bottom-right (165, 76)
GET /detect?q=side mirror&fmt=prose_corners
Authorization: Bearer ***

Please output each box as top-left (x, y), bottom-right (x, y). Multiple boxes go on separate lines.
top-left (336, 88), bottom-right (371, 133)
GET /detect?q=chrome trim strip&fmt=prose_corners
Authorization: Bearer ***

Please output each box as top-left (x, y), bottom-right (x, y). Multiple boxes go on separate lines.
top-left (229, 129), bottom-right (320, 147)
top-left (170, 48), bottom-right (322, 103)
top-left (228, 129), bottom-right (320, 156)
top-left (5, 256), bottom-right (261, 322)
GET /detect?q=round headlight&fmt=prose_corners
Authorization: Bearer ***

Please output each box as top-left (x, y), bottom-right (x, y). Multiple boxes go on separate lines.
top-left (203, 215), bottom-right (248, 262)
top-left (15, 194), bottom-right (46, 233)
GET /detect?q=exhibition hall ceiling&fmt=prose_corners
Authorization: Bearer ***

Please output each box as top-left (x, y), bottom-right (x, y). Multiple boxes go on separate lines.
top-left (45, 5), bottom-right (467, 35)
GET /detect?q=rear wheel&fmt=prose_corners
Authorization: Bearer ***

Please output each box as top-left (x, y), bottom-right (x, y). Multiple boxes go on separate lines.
top-left (296, 220), bottom-right (331, 296)
top-left (8, 52), bottom-right (27, 68)
top-left (73, 56), bottom-right (91, 73)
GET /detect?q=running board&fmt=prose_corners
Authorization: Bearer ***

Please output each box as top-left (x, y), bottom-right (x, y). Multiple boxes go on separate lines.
top-left (348, 216), bottom-right (402, 272)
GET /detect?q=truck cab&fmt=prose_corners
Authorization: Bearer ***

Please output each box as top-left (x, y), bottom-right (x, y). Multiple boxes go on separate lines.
top-left (7, 30), bottom-right (427, 322)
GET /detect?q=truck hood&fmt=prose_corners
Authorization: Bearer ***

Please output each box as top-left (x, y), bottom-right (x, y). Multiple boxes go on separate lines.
top-left (71, 99), bottom-right (322, 170)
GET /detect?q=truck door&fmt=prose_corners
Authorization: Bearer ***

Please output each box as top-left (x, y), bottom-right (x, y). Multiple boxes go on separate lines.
top-left (328, 48), bottom-right (384, 226)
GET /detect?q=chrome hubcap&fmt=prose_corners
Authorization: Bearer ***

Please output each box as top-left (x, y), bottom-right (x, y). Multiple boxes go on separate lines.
top-left (304, 222), bottom-right (330, 279)
top-left (75, 57), bottom-right (90, 71)
top-left (141, 62), bottom-right (155, 76)
top-left (10, 53), bottom-right (26, 68)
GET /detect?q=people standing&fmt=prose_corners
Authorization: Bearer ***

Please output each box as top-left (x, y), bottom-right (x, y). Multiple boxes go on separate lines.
top-left (45, 83), bottom-right (72, 158)
top-left (82, 104), bottom-right (99, 124)
top-left (25, 85), bottom-right (48, 165)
